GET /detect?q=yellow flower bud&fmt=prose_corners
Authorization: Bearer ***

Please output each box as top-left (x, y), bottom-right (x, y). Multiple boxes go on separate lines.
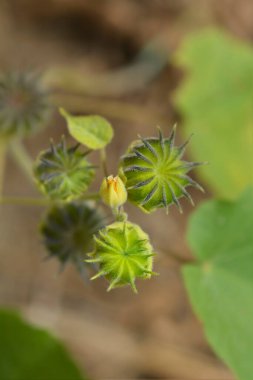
top-left (100, 175), bottom-right (127, 208)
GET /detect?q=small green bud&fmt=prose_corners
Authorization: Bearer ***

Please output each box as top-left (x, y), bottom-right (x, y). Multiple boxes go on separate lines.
top-left (100, 175), bottom-right (127, 208)
top-left (40, 201), bottom-right (105, 274)
top-left (0, 71), bottom-right (51, 138)
top-left (120, 126), bottom-right (205, 213)
top-left (34, 137), bottom-right (95, 201)
top-left (87, 221), bottom-right (156, 293)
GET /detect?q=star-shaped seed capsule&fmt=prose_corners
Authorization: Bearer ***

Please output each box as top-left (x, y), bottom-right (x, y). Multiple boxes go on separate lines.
top-left (120, 126), bottom-right (206, 213)
top-left (87, 221), bottom-right (156, 293)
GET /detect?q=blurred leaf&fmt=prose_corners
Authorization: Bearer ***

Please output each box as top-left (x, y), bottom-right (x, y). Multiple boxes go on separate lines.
top-left (60, 108), bottom-right (114, 149)
top-left (173, 29), bottom-right (253, 199)
top-left (0, 309), bottom-right (85, 380)
top-left (183, 187), bottom-right (253, 380)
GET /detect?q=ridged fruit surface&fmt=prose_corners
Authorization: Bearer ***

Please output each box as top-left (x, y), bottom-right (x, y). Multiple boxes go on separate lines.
top-left (87, 221), bottom-right (155, 293)
top-left (0, 71), bottom-right (50, 138)
top-left (34, 138), bottom-right (95, 200)
top-left (41, 201), bottom-right (105, 274)
top-left (121, 127), bottom-right (204, 213)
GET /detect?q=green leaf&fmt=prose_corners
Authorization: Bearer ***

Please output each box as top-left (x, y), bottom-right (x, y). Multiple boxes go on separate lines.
top-left (60, 108), bottom-right (114, 149)
top-left (0, 309), bottom-right (85, 380)
top-left (173, 29), bottom-right (253, 199)
top-left (183, 187), bottom-right (253, 380)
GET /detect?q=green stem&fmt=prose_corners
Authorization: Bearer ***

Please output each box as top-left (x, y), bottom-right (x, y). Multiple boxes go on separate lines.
top-left (114, 207), bottom-right (127, 222)
top-left (81, 192), bottom-right (100, 201)
top-left (0, 192), bottom-right (100, 206)
top-left (51, 93), bottom-right (165, 126)
top-left (0, 197), bottom-right (50, 206)
top-left (0, 139), bottom-right (7, 197)
top-left (100, 148), bottom-right (109, 177)
top-left (9, 140), bottom-right (34, 184)
top-left (159, 248), bottom-right (195, 266)
top-left (43, 29), bottom-right (169, 97)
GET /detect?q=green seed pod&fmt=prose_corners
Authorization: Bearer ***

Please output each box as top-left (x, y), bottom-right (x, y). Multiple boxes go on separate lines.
top-left (120, 126), bottom-right (205, 213)
top-left (34, 137), bottom-right (95, 200)
top-left (40, 202), bottom-right (105, 274)
top-left (87, 221), bottom-right (156, 293)
top-left (0, 71), bottom-right (51, 138)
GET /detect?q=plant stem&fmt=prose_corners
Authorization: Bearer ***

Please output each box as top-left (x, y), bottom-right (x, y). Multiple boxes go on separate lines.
top-left (81, 192), bottom-right (100, 201)
top-left (0, 197), bottom-right (50, 206)
top-left (43, 28), bottom-right (170, 97)
top-left (100, 148), bottom-right (109, 177)
top-left (167, 250), bottom-right (195, 265)
top-left (9, 140), bottom-right (34, 184)
top-left (0, 139), bottom-right (7, 197)
top-left (51, 93), bottom-right (165, 126)
top-left (0, 192), bottom-right (100, 207)
top-left (158, 247), bottom-right (195, 266)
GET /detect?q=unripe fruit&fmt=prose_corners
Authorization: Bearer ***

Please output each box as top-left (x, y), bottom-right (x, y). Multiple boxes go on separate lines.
top-left (87, 221), bottom-right (156, 293)
top-left (40, 201), bottom-right (105, 274)
top-left (0, 71), bottom-right (51, 138)
top-left (120, 126), bottom-right (205, 213)
top-left (34, 137), bottom-right (95, 201)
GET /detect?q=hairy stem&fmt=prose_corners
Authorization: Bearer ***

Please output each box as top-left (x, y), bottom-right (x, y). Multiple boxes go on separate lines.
top-left (158, 248), bottom-right (195, 266)
top-left (0, 197), bottom-right (50, 207)
top-left (9, 140), bottom-right (34, 184)
top-left (167, 250), bottom-right (195, 265)
top-left (0, 192), bottom-right (100, 207)
top-left (51, 93), bottom-right (165, 126)
top-left (43, 29), bottom-right (169, 97)
top-left (100, 148), bottom-right (109, 177)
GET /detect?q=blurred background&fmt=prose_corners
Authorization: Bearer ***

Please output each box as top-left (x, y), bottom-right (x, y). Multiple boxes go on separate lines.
top-left (1, 0), bottom-right (252, 379)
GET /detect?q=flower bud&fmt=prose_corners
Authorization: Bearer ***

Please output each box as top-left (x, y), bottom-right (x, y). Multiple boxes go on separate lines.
top-left (100, 175), bottom-right (127, 208)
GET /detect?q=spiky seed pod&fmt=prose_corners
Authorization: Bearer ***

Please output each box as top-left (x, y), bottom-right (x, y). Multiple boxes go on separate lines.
top-left (0, 71), bottom-right (51, 138)
top-left (87, 221), bottom-right (156, 293)
top-left (34, 137), bottom-right (95, 201)
top-left (40, 202), bottom-right (105, 274)
top-left (120, 126), bottom-right (205, 213)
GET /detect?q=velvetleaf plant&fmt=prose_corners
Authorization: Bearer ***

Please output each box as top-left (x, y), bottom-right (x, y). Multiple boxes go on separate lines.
top-left (1, 30), bottom-right (252, 380)
top-left (0, 69), bottom-right (205, 292)
top-left (32, 108), bottom-right (205, 292)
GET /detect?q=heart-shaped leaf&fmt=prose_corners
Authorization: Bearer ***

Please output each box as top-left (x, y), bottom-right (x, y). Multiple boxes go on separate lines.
top-left (173, 29), bottom-right (253, 199)
top-left (183, 188), bottom-right (253, 380)
top-left (60, 108), bottom-right (114, 150)
top-left (0, 309), bottom-right (85, 380)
